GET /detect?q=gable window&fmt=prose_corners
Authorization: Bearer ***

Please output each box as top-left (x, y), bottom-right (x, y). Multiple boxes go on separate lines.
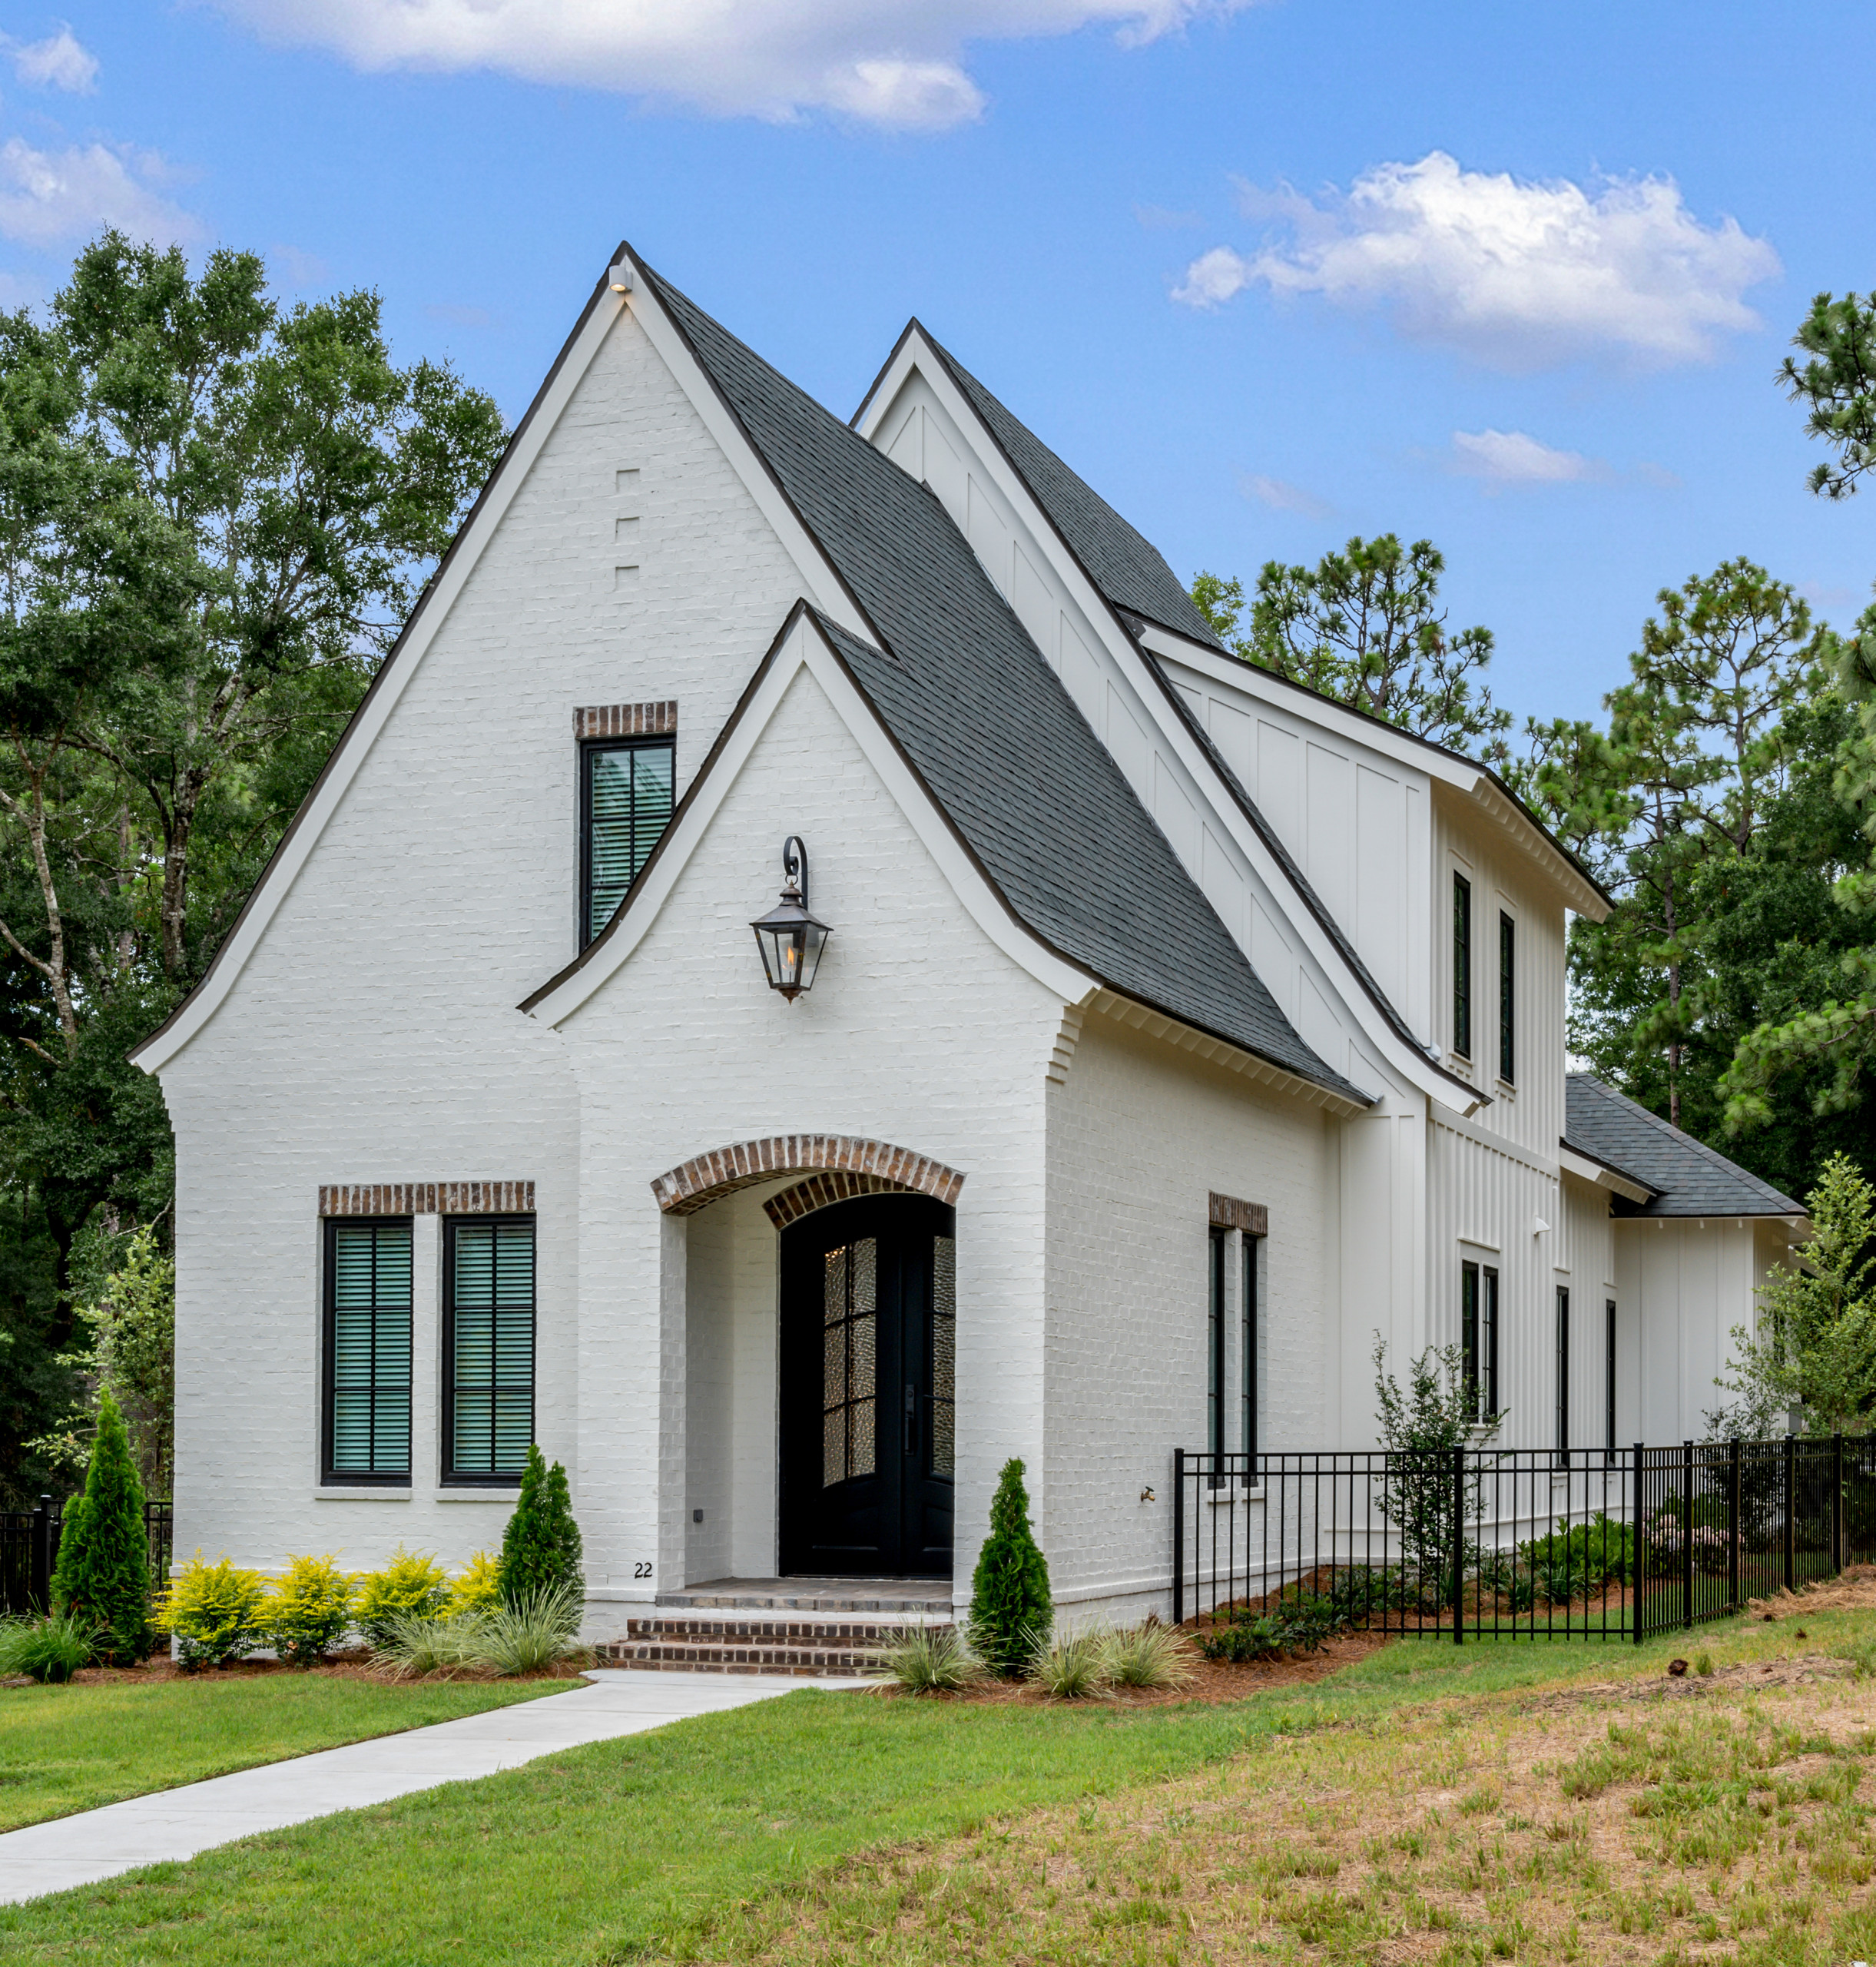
top-left (581, 735), bottom-right (675, 947)
top-left (324, 1219), bottom-right (412, 1484)
top-left (1498, 911), bottom-right (1516, 1084)
top-left (1452, 871), bottom-right (1472, 1060)
top-left (1460, 1259), bottom-right (1497, 1422)
top-left (444, 1216), bottom-right (536, 1482)
top-left (1556, 1285), bottom-right (1571, 1461)
top-left (1207, 1227), bottom-right (1226, 1461)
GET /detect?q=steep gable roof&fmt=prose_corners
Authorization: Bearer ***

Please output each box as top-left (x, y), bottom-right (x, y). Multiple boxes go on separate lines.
top-left (638, 261), bottom-right (1366, 1106)
top-left (1564, 1073), bottom-right (1802, 1219)
top-left (900, 328), bottom-right (1228, 653)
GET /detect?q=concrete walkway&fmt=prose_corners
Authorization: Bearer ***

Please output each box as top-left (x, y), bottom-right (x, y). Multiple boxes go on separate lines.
top-left (0, 1669), bottom-right (853, 1905)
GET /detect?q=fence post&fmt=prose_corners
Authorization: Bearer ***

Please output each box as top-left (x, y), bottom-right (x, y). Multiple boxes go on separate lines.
top-left (1834, 1433), bottom-right (1846, 1576)
top-left (1172, 1448), bottom-right (1185, 1628)
top-left (30, 1494), bottom-right (52, 1612)
top-left (1783, 1432), bottom-right (1795, 1596)
top-left (1451, 1445), bottom-right (1466, 1647)
top-left (1729, 1437), bottom-right (1742, 1616)
top-left (1682, 1441), bottom-right (1695, 1632)
top-left (1633, 1444), bottom-right (1646, 1646)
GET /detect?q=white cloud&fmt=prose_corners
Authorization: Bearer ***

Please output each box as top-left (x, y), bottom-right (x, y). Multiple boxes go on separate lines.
top-left (12, 27), bottom-right (98, 91)
top-left (1175, 151), bottom-right (1781, 368)
top-left (210, 0), bottom-right (1254, 129)
top-left (1239, 471), bottom-right (1329, 516)
top-left (0, 139), bottom-right (201, 249)
top-left (1449, 428), bottom-right (1606, 486)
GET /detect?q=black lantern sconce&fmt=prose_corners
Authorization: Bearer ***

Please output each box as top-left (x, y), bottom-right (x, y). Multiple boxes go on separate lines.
top-left (750, 836), bottom-right (830, 1002)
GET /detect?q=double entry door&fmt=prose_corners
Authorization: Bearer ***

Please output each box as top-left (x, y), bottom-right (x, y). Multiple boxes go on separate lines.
top-left (777, 1194), bottom-right (954, 1577)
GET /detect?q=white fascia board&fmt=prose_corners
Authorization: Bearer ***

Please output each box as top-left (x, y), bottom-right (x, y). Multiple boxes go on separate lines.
top-left (625, 270), bottom-right (870, 642)
top-left (525, 614), bottom-right (1095, 1028)
top-left (857, 340), bottom-right (1459, 1116)
top-left (1558, 1143), bottom-right (1654, 1206)
top-left (1140, 622), bottom-right (1607, 922)
top-left (135, 284), bottom-right (635, 1075)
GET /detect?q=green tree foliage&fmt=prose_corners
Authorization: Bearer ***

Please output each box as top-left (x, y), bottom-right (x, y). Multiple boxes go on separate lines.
top-left (0, 235), bottom-right (504, 1502)
top-left (1716, 1154), bottom-right (1876, 1437)
top-left (1371, 1337), bottom-right (1500, 1606)
top-left (498, 1447), bottom-right (585, 1610)
top-left (49, 1387), bottom-right (151, 1661)
top-left (1780, 290), bottom-right (1876, 500)
top-left (967, 1456), bottom-right (1052, 1677)
top-left (1192, 535), bottom-right (1511, 757)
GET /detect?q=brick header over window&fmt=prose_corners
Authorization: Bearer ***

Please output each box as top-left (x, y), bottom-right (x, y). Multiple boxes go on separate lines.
top-left (652, 1137), bottom-right (965, 1217)
top-left (1209, 1192), bottom-right (1268, 1237)
top-left (574, 702), bottom-right (676, 740)
top-left (763, 1171), bottom-right (925, 1229)
top-left (319, 1182), bottom-right (535, 1217)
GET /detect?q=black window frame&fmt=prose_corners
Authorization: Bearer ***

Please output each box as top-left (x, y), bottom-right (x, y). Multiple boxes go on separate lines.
top-left (578, 733), bottom-right (675, 950)
top-left (1498, 910), bottom-right (1516, 1084)
top-left (1207, 1226), bottom-right (1226, 1464)
top-left (1606, 1297), bottom-right (1618, 1457)
top-left (322, 1216), bottom-right (413, 1488)
top-left (1460, 1259), bottom-right (1498, 1424)
top-left (1556, 1284), bottom-right (1572, 1464)
top-left (442, 1213), bottom-right (537, 1486)
top-left (1241, 1229), bottom-right (1259, 1468)
top-left (1453, 871), bottom-right (1473, 1060)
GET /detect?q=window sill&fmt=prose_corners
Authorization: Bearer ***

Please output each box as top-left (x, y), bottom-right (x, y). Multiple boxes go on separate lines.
top-left (1495, 1080), bottom-right (1516, 1100)
top-left (1206, 1485), bottom-right (1266, 1504)
top-left (315, 1488), bottom-right (411, 1501)
top-left (435, 1487), bottom-right (521, 1503)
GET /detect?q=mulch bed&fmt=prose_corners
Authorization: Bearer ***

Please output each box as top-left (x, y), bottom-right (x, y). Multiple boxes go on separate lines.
top-left (4, 1649), bottom-right (592, 1690)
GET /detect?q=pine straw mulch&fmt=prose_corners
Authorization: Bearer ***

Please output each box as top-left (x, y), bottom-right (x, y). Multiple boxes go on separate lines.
top-left (8, 1647), bottom-right (594, 1690)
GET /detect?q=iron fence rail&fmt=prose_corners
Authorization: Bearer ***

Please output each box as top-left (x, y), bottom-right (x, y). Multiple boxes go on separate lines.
top-left (1173, 1436), bottom-right (1876, 1644)
top-left (0, 1495), bottom-right (174, 1616)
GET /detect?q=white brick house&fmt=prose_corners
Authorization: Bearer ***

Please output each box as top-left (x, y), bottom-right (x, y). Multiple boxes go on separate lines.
top-left (133, 245), bottom-right (1804, 1632)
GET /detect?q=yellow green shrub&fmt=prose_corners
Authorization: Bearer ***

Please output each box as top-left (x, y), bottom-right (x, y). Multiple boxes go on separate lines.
top-left (446, 1550), bottom-right (502, 1617)
top-left (260, 1552), bottom-right (355, 1666)
top-left (154, 1551), bottom-right (267, 1669)
top-left (353, 1545), bottom-right (450, 1648)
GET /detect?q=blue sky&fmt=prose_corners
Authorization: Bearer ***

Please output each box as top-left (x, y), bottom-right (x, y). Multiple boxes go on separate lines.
top-left (3, 0), bottom-right (1871, 728)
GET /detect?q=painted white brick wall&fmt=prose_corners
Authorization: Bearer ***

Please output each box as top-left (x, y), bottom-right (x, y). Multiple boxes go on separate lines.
top-left (1043, 1014), bottom-right (1334, 1620)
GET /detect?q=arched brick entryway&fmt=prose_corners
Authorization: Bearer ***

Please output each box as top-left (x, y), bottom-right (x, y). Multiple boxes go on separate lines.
top-left (648, 1136), bottom-right (965, 1217)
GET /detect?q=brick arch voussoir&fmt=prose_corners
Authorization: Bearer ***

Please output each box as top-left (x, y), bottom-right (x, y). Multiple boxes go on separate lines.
top-left (649, 1136), bottom-right (966, 1219)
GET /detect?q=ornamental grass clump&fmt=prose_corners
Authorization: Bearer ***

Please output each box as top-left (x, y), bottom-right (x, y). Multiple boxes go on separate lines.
top-left (353, 1545), bottom-right (451, 1648)
top-left (155, 1553), bottom-right (268, 1668)
top-left (50, 1390), bottom-right (152, 1664)
top-left (472, 1583), bottom-right (588, 1675)
top-left (968, 1458), bottom-right (1052, 1677)
top-left (374, 1609), bottom-right (487, 1680)
top-left (870, 1623), bottom-right (977, 1695)
top-left (0, 1609), bottom-right (98, 1683)
top-left (1104, 1619), bottom-right (1196, 1690)
top-left (260, 1554), bottom-right (355, 1666)
top-left (499, 1448), bottom-right (585, 1611)
top-left (1029, 1624), bottom-right (1112, 1700)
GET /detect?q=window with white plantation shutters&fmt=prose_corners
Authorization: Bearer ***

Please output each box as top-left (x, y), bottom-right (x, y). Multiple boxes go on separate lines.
top-left (325, 1220), bottom-right (412, 1482)
top-left (445, 1217), bottom-right (535, 1481)
top-left (582, 737), bottom-right (674, 947)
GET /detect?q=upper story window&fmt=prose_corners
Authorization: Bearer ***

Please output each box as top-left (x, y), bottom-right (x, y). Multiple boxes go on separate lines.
top-left (581, 735), bottom-right (674, 947)
top-left (1498, 911), bottom-right (1516, 1084)
top-left (1452, 871), bottom-right (1472, 1060)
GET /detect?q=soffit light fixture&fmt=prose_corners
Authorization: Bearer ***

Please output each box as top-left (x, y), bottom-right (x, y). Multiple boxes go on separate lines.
top-left (750, 836), bottom-right (830, 1002)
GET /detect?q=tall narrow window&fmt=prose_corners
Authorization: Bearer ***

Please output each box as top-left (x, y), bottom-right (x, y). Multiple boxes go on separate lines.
top-left (1556, 1285), bottom-right (1571, 1461)
top-left (1460, 1260), bottom-right (1499, 1424)
top-left (325, 1219), bottom-right (412, 1483)
top-left (1606, 1299), bottom-right (1618, 1455)
top-left (1482, 1265), bottom-right (1500, 1418)
top-left (1498, 911), bottom-right (1516, 1083)
top-left (445, 1217), bottom-right (536, 1481)
top-left (1453, 871), bottom-right (1473, 1059)
top-left (581, 735), bottom-right (674, 947)
top-left (820, 1236), bottom-right (877, 1487)
top-left (1460, 1260), bottom-right (1480, 1412)
top-left (1241, 1232), bottom-right (1258, 1466)
top-left (1208, 1227), bottom-right (1226, 1461)
top-left (930, 1236), bottom-right (956, 1479)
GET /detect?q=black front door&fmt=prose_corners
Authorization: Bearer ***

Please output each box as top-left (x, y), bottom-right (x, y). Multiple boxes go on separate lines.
top-left (778, 1194), bottom-right (955, 1577)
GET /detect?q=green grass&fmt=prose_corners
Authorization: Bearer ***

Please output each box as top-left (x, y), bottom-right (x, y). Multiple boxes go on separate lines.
top-left (0, 1672), bottom-right (569, 1833)
top-left (0, 1626), bottom-right (1741, 1965)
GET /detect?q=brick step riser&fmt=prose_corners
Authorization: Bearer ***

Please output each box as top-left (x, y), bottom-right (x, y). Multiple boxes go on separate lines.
top-left (594, 1641), bottom-right (877, 1677)
top-left (624, 1618), bottom-right (951, 1645)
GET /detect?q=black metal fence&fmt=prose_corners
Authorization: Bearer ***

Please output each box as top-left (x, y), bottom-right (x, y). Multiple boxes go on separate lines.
top-left (0, 1494), bottom-right (174, 1616)
top-left (1173, 1436), bottom-right (1876, 1644)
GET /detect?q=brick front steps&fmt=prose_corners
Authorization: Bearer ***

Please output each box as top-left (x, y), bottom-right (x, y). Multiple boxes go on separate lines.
top-left (593, 1614), bottom-right (955, 1677)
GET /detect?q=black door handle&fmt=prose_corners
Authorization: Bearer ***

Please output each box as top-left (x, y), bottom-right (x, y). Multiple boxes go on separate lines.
top-left (904, 1382), bottom-right (916, 1457)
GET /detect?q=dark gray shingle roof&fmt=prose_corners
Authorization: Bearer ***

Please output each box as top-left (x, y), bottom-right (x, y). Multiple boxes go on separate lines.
top-left (1564, 1074), bottom-right (1803, 1219)
top-left (913, 329), bottom-right (1228, 653)
top-left (641, 264), bottom-right (1367, 1106)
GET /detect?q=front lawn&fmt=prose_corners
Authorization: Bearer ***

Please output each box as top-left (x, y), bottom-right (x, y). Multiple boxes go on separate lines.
top-left (0, 1670), bottom-right (570, 1833)
top-left (0, 1629), bottom-right (1736, 1965)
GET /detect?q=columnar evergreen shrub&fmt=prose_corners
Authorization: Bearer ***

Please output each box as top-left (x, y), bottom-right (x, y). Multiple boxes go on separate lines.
top-left (353, 1545), bottom-right (451, 1648)
top-left (50, 1389), bottom-right (152, 1663)
top-left (260, 1554), bottom-right (355, 1666)
top-left (968, 1458), bottom-right (1052, 1677)
top-left (499, 1448), bottom-right (584, 1616)
top-left (154, 1553), bottom-right (268, 1668)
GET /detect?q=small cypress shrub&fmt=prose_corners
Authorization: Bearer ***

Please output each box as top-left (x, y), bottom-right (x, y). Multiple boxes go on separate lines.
top-left (498, 1447), bottom-right (585, 1617)
top-left (968, 1457), bottom-right (1052, 1677)
top-left (51, 1389), bottom-right (152, 1664)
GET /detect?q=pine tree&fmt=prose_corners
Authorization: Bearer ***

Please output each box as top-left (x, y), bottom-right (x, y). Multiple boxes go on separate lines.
top-left (968, 1458), bottom-right (1052, 1677)
top-left (51, 1389), bottom-right (153, 1663)
top-left (498, 1446), bottom-right (585, 1607)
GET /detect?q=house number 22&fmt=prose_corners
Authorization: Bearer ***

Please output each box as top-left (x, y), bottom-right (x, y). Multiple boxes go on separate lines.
top-left (634, 1561), bottom-right (652, 1579)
